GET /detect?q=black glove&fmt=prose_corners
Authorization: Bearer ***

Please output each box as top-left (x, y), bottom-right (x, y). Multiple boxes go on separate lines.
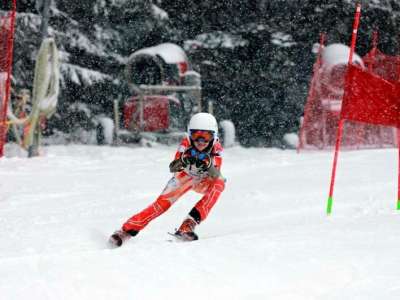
top-left (169, 159), bottom-right (184, 173)
top-left (195, 153), bottom-right (212, 172)
top-left (180, 148), bottom-right (212, 172)
top-left (180, 148), bottom-right (198, 167)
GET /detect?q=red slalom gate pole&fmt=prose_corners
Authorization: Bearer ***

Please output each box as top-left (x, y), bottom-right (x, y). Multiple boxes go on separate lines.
top-left (326, 120), bottom-right (345, 214)
top-left (348, 3), bottom-right (361, 64)
top-left (326, 3), bottom-right (361, 214)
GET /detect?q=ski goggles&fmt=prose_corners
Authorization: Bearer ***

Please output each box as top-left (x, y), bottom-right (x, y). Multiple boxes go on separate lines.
top-left (190, 130), bottom-right (214, 143)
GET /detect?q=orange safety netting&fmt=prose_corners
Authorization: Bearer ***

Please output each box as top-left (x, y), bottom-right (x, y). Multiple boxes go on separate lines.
top-left (0, 1), bottom-right (16, 157)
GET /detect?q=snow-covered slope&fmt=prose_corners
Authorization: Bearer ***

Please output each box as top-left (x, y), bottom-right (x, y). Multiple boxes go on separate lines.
top-left (0, 145), bottom-right (398, 299)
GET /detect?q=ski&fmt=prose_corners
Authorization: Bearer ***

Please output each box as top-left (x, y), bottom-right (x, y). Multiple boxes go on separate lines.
top-left (167, 231), bottom-right (199, 242)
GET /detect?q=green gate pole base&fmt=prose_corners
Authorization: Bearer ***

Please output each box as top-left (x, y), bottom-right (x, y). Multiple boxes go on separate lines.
top-left (397, 200), bottom-right (400, 210)
top-left (326, 196), bottom-right (333, 215)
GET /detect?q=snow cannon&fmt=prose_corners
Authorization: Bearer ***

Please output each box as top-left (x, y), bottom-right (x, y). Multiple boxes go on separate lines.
top-left (317, 43), bottom-right (365, 107)
top-left (98, 43), bottom-right (203, 146)
top-left (98, 42), bottom-right (235, 147)
top-left (125, 43), bottom-right (190, 87)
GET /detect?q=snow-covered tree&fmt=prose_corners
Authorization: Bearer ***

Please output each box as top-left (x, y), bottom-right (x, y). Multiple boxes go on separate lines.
top-left (6, 0), bottom-right (400, 145)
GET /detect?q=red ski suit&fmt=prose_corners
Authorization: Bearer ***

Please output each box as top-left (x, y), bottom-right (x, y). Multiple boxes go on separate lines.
top-left (122, 137), bottom-right (225, 232)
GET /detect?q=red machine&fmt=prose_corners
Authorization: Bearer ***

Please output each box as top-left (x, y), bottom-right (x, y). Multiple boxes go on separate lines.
top-left (97, 42), bottom-right (239, 147)
top-left (97, 43), bottom-right (202, 145)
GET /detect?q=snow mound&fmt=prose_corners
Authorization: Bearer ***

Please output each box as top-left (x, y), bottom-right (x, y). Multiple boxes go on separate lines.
top-left (321, 43), bottom-right (364, 68)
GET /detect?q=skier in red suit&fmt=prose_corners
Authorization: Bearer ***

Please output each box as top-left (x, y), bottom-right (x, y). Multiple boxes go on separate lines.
top-left (110, 112), bottom-right (225, 246)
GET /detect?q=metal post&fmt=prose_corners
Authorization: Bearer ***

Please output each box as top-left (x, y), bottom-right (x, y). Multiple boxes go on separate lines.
top-left (198, 87), bottom-right (202, 112)
top-left (28, 124), bottom-right (41, 157)
top-left (113, 99), bottom-right (120, 145)
top-left (39, 0), bottom-right (50, 38)
top-left (208, 100), bottom-right (213, 115)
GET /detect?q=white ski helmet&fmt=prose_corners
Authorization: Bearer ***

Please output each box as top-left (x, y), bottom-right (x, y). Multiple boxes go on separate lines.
top-left (188, 112), bottom-right (218, 136)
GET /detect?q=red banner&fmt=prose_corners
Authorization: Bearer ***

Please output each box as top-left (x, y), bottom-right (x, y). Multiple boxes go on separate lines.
top-left (341, 65), bottom-right (400, 128)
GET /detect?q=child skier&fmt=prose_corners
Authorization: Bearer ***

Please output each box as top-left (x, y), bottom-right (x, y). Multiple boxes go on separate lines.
top-left (109, 112), bottom-right (225, 246)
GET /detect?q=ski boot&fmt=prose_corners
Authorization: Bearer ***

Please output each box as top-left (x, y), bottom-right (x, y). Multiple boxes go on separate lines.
top-left (174, 217), bottom-right (199, 241)
top-left (109, 229), bottom-right (138, 247)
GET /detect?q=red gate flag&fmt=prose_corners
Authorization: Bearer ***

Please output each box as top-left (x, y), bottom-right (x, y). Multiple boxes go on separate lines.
top-left (340, 64), bottom-right (400, 128)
